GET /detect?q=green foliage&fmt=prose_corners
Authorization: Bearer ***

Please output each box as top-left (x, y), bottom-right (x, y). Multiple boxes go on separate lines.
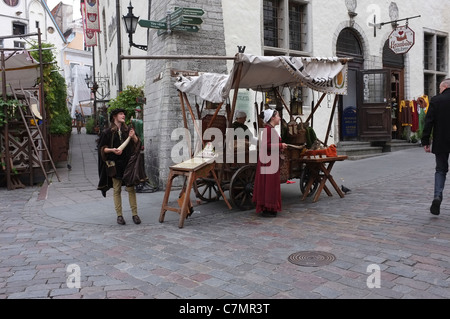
top-left (107, 85), bottom-right (144, 124)
top-left (28, 42), bottom-right (69, 134)
top-left (85, 116), bottom-right (96, 134)
top-left (0, 99), bottom-right (26, 127)
top-left (49, 112), bottom-right (72, 135)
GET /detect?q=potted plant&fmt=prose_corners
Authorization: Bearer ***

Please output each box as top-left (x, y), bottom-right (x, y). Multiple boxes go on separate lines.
top-left (49, 112), bottom-right (72, 162)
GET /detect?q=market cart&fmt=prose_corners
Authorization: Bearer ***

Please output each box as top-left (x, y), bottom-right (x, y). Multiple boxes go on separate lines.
top-left (170, 53), bottom-right (350, 212)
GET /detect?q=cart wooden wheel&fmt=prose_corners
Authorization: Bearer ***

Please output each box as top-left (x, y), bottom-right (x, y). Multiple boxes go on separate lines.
top-left (193, 177), bottom-right (221, 202)
top-left (229, 165), bottom-right (256, 211)
top-left (300, 165), bottom-right (319, 197)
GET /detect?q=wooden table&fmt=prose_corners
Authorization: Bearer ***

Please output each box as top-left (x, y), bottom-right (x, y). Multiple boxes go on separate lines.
top-left (159, 157), bottom-right (232, 228)
top-left (299, 155), bottom-right (348, 203)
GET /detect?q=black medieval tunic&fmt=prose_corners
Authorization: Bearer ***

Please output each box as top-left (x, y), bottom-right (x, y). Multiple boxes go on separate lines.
top-left (97, 124), bottom-right (143, 195)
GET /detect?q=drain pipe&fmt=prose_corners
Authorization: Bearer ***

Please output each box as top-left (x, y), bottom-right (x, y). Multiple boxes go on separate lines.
top-left (116, 0), bottom-right (123, 92)
top-left (147, 0), bottom-right (152, 48)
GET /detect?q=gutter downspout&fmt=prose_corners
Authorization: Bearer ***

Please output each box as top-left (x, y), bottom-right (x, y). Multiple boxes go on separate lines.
top-left (116, 0), bottom-right (123, 92)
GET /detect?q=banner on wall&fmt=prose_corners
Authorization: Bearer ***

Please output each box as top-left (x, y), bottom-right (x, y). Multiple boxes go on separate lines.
top-left (81, 1), bottom-right (98, 47)
top-left (84, 0), bottom-right (101, 32)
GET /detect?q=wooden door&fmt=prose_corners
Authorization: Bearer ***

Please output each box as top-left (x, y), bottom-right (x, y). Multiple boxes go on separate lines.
top-left (358, 69), bottom-right (391, 142)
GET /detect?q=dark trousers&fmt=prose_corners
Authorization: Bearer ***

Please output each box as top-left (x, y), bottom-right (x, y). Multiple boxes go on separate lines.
top-left (434, 153), bottom-right (449, 200)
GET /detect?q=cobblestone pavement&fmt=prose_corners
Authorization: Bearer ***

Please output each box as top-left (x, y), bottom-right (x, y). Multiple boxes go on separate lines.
top-left (1, 128), bottom-right (449, 300)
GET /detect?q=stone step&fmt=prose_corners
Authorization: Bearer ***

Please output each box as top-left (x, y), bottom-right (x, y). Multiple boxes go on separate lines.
top-left (386, 140), bottom-right (422, 152)
top-left (336, 139), bottom-right (421, 160)
top-left (337, 146), bottom-right (384, 159)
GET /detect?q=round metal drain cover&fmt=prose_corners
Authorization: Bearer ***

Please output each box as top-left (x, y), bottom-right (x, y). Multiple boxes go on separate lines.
top-left (288, 251), bottom-right (336, 267)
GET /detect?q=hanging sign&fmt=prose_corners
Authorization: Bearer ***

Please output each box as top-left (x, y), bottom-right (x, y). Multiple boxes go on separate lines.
top-left (389, 25), bottom-right (415, 54)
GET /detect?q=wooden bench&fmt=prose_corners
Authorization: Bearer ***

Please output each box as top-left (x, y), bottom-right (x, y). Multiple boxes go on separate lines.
top-left (298, 155), bottom-right (348, 203)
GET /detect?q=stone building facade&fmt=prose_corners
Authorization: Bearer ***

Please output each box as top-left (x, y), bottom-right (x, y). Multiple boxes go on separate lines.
top-left (91, 0), bottom-right (450, 189)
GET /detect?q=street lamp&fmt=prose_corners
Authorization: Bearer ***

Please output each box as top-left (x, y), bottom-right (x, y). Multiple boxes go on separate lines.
top-left (85, 74), bottom-right (99, 93)
top-left (122, 2), bottom-right (148, 51)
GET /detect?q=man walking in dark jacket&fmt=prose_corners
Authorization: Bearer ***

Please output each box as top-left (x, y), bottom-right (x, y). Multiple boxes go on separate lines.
top-left (422, 78), bottom-right (450, 215)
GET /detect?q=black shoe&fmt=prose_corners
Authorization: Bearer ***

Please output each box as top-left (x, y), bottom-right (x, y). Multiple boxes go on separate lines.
top-left (101, 189), bottom-right (107, 198)
top-left (132, 215), bottom-right (141, 224)
top-left (117, 216), bottom-right (126, 225)
top-left (430, 198), bottom-right (441, 216)
top-left (261, 211), bottom-right (277, 218)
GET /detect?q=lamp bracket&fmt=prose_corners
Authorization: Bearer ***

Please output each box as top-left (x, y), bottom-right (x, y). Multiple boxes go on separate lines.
top-left (369, 14), bottom-right (421, 37)
top-left (132, 43), bottom-right (148, 51)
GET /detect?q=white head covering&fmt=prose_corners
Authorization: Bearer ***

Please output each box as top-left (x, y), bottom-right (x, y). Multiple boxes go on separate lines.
top-left (263, 109), bottom-right (275, 123)
top-left (235, 110), bottom-right (247, 119)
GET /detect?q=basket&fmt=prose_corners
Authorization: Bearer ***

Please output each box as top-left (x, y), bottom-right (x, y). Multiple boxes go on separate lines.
top-left (287, 116), bottom-right (306, 145)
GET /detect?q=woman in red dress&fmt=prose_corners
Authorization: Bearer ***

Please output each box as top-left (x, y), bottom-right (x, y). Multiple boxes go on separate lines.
top-left (252, 109), bottom-right (287, 217)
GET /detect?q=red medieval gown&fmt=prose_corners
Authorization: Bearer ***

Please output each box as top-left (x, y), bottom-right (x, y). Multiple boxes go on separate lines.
top-left (252, 124), bottom-right (283, 213)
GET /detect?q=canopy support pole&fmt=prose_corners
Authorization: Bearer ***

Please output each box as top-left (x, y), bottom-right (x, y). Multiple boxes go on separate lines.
top-left (228, 62), bottom-right (244, 128)
top-left (274, 87), bottom-right (292, 119)
top-left (305, 93), bottom-right (327, 124)
top-left (182, 92), bottom-right (204, 155)
top-left (324, 95), bottom-right (339, 146)
top-left (205, 102), bottom-right (224, 131)
top-left (178, 91), bottom-right (192, 157)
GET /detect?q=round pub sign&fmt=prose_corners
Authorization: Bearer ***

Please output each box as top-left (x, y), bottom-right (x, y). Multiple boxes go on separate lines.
top-left (389, 25), bottom-right (415, 55)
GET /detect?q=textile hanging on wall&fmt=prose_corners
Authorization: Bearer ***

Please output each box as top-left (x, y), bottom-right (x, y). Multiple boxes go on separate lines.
top-left (399, 100), bottom-right (413, 127)
top-left (411, 100), bottom-right (419, 133)
top-left (81, 1), bottom-right (98, 47)
top-left (84, 0), bottom-right (101, 32)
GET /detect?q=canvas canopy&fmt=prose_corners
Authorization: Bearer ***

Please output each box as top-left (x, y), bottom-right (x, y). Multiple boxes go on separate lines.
top-left (174, 53), bottom-right (349, 103)
top-left (0, 50), bottom-right (40, 95)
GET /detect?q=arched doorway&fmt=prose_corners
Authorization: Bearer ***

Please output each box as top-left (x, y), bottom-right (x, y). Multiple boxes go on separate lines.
top-left (336, 28), bottom-right (364, 141)
top-left (337, 28), bottom-right (393, 143)
top-left (383, 39), bottom-right (405, 140)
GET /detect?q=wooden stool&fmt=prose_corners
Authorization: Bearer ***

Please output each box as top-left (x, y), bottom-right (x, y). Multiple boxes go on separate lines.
top-left (299, 155), bottom-right (348, 202)
top-left (159, 158), bottom-right (232, 228)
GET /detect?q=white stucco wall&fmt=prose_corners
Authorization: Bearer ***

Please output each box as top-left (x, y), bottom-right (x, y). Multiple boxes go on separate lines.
top-left (221, 0), bottom-right (450, 145)
top-left (94, 0), bottom-right (147, 99)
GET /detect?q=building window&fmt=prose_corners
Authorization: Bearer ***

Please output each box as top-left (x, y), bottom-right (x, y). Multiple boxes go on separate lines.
top-left (436, 35), bottom-right (447, 72)
top-left (70, 63), bottom-right (79, 82)
top-left (263, 0), bottom-right (309, 55)
top-left (14, 41), bottom-right (25, 49)
top-left (288, 2), bottom-right (306, 51)
top-left (0, 39), bottom-right (3, 48)
top-left (264, 0), bottom-right (281, 48)
top-left (424, 30), bottom-right (448, 96)
top-left (13, 22), bottom-right (26, 35)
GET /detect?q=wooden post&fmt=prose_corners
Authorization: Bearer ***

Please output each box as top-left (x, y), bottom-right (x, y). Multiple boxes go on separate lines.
top-left (1, 50), bottom-right (12, 190)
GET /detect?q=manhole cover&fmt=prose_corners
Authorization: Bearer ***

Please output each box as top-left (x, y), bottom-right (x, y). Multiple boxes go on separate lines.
top-left (288, 251), bottom-right (336, 267)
